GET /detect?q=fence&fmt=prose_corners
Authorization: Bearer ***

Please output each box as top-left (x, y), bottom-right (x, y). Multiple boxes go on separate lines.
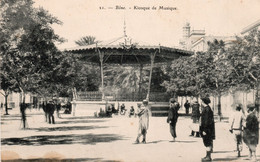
top-left (77, 91), bottom-right (171, 102)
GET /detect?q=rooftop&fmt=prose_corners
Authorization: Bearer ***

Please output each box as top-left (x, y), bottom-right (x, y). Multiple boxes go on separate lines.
top-left (241, 19), bottom-right (260, 34)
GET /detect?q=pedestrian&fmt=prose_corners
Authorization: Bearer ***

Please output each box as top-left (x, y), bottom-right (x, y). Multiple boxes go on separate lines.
top-left (190, 100), bottom-right (200, 137)
top-left (167, 98), bottom-right (180, 142)
top-left (243, 104), bottom-right (259, 161)
top-left (56, 101), bottom-right (61, 118)
top-left (129, 106), bottom-right (135, 117)
top-left (67, 101), bottom-right (72, 114)
top-left (46, 100), bottom-right (55, 124)
top-left (42, 101), bottom-right (48, 122)
top-left (229, 104), bottom-right (244, 157)
top-left (20, 103), bottom-right (28, 129)
top-left (184, 100), bottom-right (190, 115)
top-left (111, 104), bottom-right (118, 114)
top-left (200, 97), bottom-right (215, 161)
top-left (106, 105), bottom-right (112, 117)
top-left (134, 99), bottom-right (151, 144)
top-left (120, 103), bottom-right (126, 115)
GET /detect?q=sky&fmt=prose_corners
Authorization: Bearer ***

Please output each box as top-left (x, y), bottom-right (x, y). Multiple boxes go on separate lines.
top-left (34, 0), bottom-right (260, 50)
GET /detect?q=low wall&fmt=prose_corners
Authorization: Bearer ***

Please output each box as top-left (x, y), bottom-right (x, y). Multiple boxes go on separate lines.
top-left (72, 101), bottom-right (144, 116)
top-left (71, 101), bottom-right (170, 116)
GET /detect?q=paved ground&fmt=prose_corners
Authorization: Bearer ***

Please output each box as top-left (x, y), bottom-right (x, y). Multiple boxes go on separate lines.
top-left (1, 108), bottom-right (260, 162)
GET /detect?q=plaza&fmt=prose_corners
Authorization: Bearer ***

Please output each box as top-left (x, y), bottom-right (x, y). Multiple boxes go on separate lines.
top-left (1, 108), bottom-right (259, 162)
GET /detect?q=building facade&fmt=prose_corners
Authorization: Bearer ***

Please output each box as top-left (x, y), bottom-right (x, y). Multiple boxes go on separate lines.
top-left (179, 22), bottom-right (235, 52)
top-left (178, 22), bottom-right (259, 115)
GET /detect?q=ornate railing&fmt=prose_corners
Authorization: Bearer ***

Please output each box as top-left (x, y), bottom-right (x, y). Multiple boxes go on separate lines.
top-left (76, 91), bottom-right (171, 102)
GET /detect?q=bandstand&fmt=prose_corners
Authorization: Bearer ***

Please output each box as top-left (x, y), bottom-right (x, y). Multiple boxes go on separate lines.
top-left (65, 34), bottom-right (193, 116)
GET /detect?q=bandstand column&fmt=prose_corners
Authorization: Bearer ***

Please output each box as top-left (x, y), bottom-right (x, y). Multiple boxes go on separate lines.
top-left (98, 50), bottom-right (105, 101)
top-left (147, 52), bottom-right (156, 101)
top-left (139, 64), bottom-right (143, 100)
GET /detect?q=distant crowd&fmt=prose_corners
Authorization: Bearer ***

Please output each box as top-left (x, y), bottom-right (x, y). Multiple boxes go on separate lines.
top-left (17, 97), bottom-right (259, 161)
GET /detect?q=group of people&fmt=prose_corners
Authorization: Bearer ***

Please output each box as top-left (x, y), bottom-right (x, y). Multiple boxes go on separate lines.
top-left (98, 103), bottom-right (136, 118)
top-left (134, 97), bottom-right (259, 161)
top-left (42, 100), bottom-right (71, 124)
top-left (42, 100), bottom-right (57, 124)
top-left (230, 103), bottom-right (259, 161)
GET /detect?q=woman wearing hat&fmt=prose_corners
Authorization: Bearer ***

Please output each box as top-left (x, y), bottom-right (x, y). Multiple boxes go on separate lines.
top-left (134, 99), bottom-right (151, 144)
top-left (200, 97), bottom-right (215, 161)
top-left (190, 100), bottom-right (201, 137)
top-left (243, 104), bottom-right (259, 161)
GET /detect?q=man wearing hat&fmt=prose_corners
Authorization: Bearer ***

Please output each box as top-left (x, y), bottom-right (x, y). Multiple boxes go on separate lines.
top-left (243, 103), bottom-right (259, 161)
top-left (134, 99), bottom-right (151, 144)
top-left (200, 97), bottom-right (215, 161)
top-left (229, 104), bottom-right (244, 157)
top-left (167, 98), bottom-right (180, 142)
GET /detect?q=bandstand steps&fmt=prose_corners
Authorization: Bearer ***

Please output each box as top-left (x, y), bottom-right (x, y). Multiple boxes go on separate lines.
top-left (150, 104), bottom-right (169, 117)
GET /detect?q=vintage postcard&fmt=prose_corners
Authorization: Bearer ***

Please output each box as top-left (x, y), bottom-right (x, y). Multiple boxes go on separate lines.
top-left (1, 0), bottom-right (260, 161)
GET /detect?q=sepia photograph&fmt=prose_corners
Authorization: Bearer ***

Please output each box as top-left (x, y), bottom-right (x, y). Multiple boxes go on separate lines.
top-left (1, 0), bottom-right (260, 161)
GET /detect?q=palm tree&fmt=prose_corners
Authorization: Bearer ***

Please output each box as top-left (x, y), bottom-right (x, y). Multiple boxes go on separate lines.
top-left (104, 65), bottom-right (149, 99)
top-left (75, 36), bottom-right (97, 46)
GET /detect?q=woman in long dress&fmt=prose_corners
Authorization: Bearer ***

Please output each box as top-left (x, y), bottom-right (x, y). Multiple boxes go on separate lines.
top-left (243, 104), bottom-right (259, 161)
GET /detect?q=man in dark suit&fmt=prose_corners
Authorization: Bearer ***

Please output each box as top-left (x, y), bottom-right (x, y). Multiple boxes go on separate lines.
top-left (200, 97), bottom-right (215, 161)
top-left (167, 98), bottom-right (180, 142)
top-left (184, 100), bottom-right (190, 115)
top-left (46, 100), bottom-right (55, 124)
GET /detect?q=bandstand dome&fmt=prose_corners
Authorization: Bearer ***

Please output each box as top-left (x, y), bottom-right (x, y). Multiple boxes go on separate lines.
top-left (64, 36), bottom-right (193, 65)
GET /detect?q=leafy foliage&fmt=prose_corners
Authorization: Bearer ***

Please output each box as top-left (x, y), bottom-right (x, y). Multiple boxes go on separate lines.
top-left (0, 0), bottom-right (64, 101)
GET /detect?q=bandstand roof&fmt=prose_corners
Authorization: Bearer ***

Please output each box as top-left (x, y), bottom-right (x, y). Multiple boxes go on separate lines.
top-left (64, 36), bottom-right (194, 65)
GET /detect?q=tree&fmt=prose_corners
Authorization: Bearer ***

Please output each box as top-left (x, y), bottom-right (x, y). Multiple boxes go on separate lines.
top-left (206, 39), bottom-right (231, 119)
top-left (75, 36), bottom-right (97, 46)
top-left (0, 0), bottom-right (64, 128)
top-left (226, 29), bottom-right (260, 111)
top-left (162, 39), bottom-right (230, 119)
top-left (0, 71), bottom-right (19, 115)
top-left (162, 55), bottom-right (202, 98)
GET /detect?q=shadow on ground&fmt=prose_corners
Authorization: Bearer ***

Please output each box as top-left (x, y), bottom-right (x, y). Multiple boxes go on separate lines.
top-left (1, 114), bottom-right (28, 122)
top-left (213, 157), bottom-right (247, 161)
top-left (1, 118), bottom-right (22, 121)
top-left (174, 140), bottom-right (197, 143)
top-left (61, 116), bottom-right (97, 120)
top-left (2, 157), bottom-right (120, 162)
top-left (31, 126), bottom-right (108, 132)
top-left (57, 119), bottom-right (107, 125)
top-left (213, 150), bottom-right (234, 154)
top-left (1, 133), bottom-right (125, 146)
top-left (146, 140), bottom-right (166, 144)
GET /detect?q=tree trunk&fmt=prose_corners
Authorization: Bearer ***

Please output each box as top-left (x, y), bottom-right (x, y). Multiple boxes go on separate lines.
top-left (212, 95), bottom-right (215, 112)
top-left (255, 81), bottom-right (260, 113)
top-left (181, 96), bottom-right (184, 109)
top-left (20, 90), bottom-right (27, 129)
top-left (217, 93), bottom-right (222, 121)
top-left (4, 94), bottom-right (9, 115)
